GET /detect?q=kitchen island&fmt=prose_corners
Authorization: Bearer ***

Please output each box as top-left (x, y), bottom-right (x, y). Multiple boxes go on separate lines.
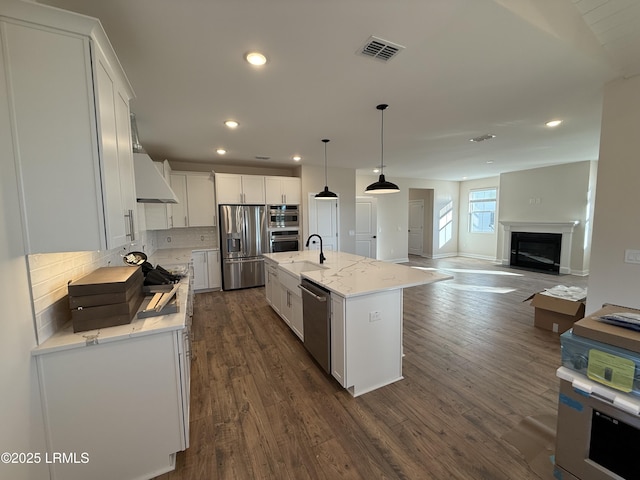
top-left (263, 250), bottom-right (451, 396)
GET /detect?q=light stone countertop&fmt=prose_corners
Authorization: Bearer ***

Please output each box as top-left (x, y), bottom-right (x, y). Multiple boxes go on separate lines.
top-left (32, 276), bottom-right (190, 356)
top-left (263, 250), bottom-right (452, 298)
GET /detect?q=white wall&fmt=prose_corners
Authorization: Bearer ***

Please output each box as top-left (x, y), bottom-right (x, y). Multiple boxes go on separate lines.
top-left (356, 175), bottom-right (460, 262)
top-left (587, 74), bottom-right (640, 313)
top-left (300, 164), bottom-right (356, 254)
top-left (498, 161), bottom-right (596, 274)
top-left (458, 176), bottom-right (500, 260)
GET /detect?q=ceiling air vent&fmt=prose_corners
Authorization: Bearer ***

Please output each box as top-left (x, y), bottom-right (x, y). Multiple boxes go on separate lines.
top-left (358, 36), bottom-right (405, 62)
top-left (255, 155), bottom-right (271, 160)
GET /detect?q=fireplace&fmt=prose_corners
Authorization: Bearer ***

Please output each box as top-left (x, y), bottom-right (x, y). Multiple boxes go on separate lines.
top-left (510, 232), bottom-right (562, 273)
top-left (499, 221), bottom-right (579, 275)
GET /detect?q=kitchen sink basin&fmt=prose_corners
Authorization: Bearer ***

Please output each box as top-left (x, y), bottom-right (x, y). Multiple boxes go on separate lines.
top-left (281, 261), bottom-right (328, 275)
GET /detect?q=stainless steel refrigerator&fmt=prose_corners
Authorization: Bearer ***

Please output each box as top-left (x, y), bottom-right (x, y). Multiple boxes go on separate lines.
top-left (219, 204), bottom-right (269, 290)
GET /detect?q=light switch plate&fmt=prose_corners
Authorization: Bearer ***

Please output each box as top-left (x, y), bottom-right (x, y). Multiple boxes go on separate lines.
top-left (369, 311), bottom-right (382, 322)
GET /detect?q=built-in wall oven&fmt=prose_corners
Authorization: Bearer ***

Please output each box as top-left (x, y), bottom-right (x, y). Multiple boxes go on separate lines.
top-left (268, 205), bottom-right (299, 229)
top-left (269, 230), bottom-right (300, 253)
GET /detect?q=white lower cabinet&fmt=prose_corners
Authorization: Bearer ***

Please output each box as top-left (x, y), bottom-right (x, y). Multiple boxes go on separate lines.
top-left (273, 267), bottom-right (303, 340)
top-left (35, 329), bottom-right (189, 480)
top-left (330, 290), bottom-right (403, 396)
top-left (192, 249), bottom-right (221, 292)
top-left (265, 259), bottom-right (282, 315)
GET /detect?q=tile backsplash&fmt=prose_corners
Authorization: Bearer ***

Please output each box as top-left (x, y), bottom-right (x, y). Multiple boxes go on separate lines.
top-left (28, 226), bottom-right (217, 344)
top-left (154, 227), bottom-right (217, 249)
top-left (28, 230), bottom-right (156, 344)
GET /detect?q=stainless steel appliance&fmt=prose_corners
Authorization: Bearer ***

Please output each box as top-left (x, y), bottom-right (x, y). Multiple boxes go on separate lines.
top-left (219, 204), bottom-right (268, 290)
top-left (268, 205), bottom-right (299, 228)
top-left (300, 278), bottom-right (331, 373)
top-left (269, 229), bottom-right (300, 253)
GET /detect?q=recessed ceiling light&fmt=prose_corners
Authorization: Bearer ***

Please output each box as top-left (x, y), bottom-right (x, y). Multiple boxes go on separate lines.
top-left (545, 119), bottom-right (562, 127)
top-left (486, 160), bottom-right (494, 164)
top-left (216, 148), bottom-right (226, 155)
top-left (292, 155), bottom-right (302, 162)
top-left (245, 52), bottom-right (267, 66)
top-left (373, 168), bottom-right (380, 173)
top-left (224, 120), bottom-right (239, 128)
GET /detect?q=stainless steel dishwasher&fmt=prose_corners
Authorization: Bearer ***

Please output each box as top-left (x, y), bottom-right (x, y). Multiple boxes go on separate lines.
top-left (299, 278), bottom-right (331, 374)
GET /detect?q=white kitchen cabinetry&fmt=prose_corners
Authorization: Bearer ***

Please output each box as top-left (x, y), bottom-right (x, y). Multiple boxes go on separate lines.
top-left (0, 3), bottom-right (136, 253)
top-left (265, 258), bottom-right (282, 315)
top-left (331, 290), bottom-right (403, 396)
top-left (32, 276), bottom-right (192, 480)
top-left (215, 173), bottom-right (266, 204)
top-left (35, 329), bottom-right (189, 480)
top-left (145, 160), bottom-right (174, 229)
top-left (192, 249), bottom-right (221, 291)
top-left (170, 172), bottom-right (216, 228)
top-left (265, 176), bottom-right (301, 205)
top-left (279, 268), bottom-right (303, 339)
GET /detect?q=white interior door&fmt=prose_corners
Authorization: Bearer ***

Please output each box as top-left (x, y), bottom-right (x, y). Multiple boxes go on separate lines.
top-left (308, 194), bottom-right (338, 252)
top-left (408, 199), bottom-right (424, 255)
top-left (355, 196), bottom-right (377, 258)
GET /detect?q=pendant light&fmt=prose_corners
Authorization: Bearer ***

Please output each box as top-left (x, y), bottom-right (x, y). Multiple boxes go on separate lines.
top-left (315, 138), bottom-right (338, 199)
top-left (365, 104), bottom-right (400, 194)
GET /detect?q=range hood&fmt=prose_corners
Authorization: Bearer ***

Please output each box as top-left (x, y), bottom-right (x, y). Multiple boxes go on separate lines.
top-left (130, 112), bottom-right (177, 203)
top-left (133, 153), bottom-right (178, 204)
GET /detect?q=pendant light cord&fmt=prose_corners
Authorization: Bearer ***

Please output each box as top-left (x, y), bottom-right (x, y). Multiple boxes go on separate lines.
top-left (380, 107), bottom-right (384, 174)
top-left (325, 141), bottom-right (329, 185)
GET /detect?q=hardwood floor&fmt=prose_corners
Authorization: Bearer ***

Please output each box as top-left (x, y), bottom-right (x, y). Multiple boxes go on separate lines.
top-left (154, 256), bottom-right (588, 480)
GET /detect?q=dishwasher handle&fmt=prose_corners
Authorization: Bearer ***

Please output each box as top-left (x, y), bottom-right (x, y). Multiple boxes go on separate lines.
top-left (299, 284), bottom-right (327, 302)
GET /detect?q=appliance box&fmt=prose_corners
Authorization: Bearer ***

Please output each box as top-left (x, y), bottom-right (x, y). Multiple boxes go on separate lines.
top-left (572, 304), bottom-right (640, 354)
top-left (68, 266), bottom-right (144, 332)
top-left (561, 330), bottom-right (640, 395)
top-left (525, 292), bottom-right (585, 333)
top-left (555, 368), bottom-right (640, 480)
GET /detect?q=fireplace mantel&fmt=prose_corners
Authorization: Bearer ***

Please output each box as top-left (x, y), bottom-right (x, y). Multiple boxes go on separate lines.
top-left (499, 221), bottom-right (580, 274)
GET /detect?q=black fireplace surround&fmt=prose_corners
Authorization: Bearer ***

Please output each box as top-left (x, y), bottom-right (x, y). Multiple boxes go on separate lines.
top-left (510, 232), bottom-right (562, 274)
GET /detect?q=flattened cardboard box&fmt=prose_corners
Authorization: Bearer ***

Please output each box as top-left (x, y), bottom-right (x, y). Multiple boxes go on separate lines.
top-left (71, 290), bottom-right (144, 333)
top-left (68, 266), bottom-right (142, 297)
top-left (525, 292), bottom-right (585, 334)
top-left (572, 303), bottom-right (640, 354)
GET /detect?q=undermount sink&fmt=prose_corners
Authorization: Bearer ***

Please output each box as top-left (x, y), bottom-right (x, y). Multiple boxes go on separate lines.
top-left (281, 261), bottom-right (328, 275)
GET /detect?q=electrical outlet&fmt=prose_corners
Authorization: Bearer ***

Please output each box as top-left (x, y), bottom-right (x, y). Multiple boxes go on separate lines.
top-left (624, 249), bottom-right (640, 264)
top-left (166, 236), bottom-right (172, 243)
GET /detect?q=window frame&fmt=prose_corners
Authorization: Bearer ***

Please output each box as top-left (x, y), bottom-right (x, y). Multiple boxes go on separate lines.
top-left (468, 187), bottom-right (497, 234)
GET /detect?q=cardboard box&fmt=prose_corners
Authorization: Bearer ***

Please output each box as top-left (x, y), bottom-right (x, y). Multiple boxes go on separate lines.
top-left (555, 370), bottom-right (640, 480)
top-left (526, 292), bottom-right (586, 334)
top-left (68, 266), bottom-right (143, 332)
top-left (68, 266), bottom-right (142, 297)
top-left (572, 304), bottom-right (640, 354)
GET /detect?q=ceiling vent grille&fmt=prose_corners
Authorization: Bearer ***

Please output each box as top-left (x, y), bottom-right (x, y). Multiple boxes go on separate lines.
top-left (358, 36), bottom-right (405, 62)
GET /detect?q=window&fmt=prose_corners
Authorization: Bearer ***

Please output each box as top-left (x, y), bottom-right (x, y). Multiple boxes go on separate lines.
top-left (469, 188), bottom-right (497, 233)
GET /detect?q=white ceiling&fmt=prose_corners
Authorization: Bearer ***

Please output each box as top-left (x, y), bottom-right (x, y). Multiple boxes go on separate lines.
top-left (38, 0), bottom-right (640, 181)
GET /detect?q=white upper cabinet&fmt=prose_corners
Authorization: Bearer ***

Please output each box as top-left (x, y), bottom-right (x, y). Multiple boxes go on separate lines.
top-left (186, 174), bottom-right (216, 226)
top-left (0, 3), bottom-right (136, 253)
top-left (215, 173), bottom-right (266, 204)
top-left (265, 176), bottom-right (301, 205)
top-left (169, 172), bottom-right (216, 228)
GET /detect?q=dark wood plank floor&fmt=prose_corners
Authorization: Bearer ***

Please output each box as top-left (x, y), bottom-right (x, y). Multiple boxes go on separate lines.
top-left (154, 256), bottom-right (588, 480)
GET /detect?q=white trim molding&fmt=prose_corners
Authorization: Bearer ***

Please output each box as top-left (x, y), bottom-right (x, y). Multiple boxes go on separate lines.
top-left (499, 221), bottom-right (579, 274)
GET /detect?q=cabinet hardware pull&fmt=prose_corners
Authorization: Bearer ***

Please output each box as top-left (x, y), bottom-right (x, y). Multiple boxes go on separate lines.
top-left (125, 209), bottom-right (135, 240)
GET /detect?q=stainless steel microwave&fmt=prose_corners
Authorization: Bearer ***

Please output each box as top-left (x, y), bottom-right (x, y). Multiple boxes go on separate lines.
top-left (268, 205), bottom-right (299, 228)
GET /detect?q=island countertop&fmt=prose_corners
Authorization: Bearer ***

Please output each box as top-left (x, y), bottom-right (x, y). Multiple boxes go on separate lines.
top-left (263, 250), bottom-right (451, 298)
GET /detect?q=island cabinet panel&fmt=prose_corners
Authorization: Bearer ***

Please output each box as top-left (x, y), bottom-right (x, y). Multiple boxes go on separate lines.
top-left (1, 8), bottom-right (136, 253)
top-left (36, 330), bottom-right (186, 480)
top-left (331, 290), bottom-right (403, 397)
top-left (265, 258), bottom-right (282, 315)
